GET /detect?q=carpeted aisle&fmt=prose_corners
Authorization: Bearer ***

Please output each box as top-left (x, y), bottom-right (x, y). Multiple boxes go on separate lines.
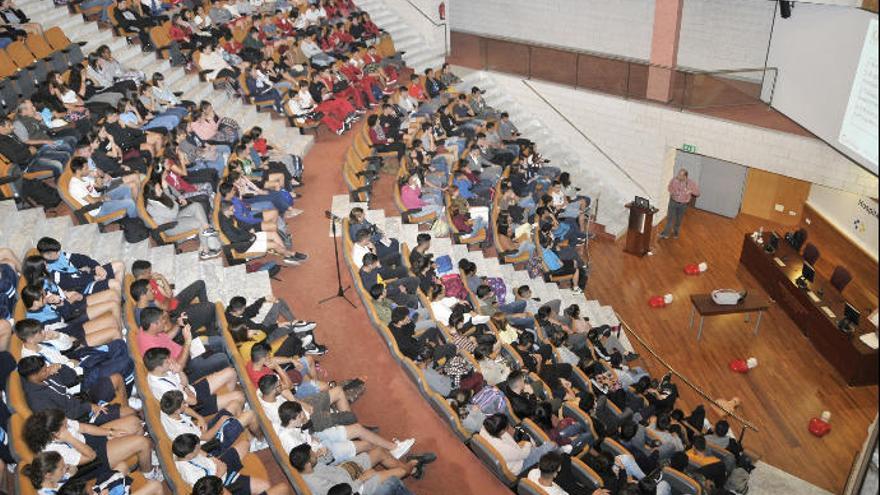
top-left (269, 127), bottom-right (510, 495)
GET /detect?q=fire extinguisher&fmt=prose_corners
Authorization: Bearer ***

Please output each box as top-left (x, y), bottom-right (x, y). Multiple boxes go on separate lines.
top-left (438, 1), bottom-right (446, 20)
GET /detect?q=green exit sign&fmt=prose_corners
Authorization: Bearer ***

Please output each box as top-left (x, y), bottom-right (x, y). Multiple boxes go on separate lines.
top-left (682, 144), bottom-right (697, 153)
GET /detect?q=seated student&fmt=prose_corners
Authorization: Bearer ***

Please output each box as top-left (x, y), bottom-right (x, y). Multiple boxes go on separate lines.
top-left (225, 294), bottom-right (318, 343)
top-left (0, 118), bottom-right (66, 178)
top-left (21, 284), bottom-right (122, 346)
top-left (407, 233), bottom-right (432, 272)
top-left (23, 409), bottom-right (159, 480)
top-left (217, 199), bottom-right (306, 266)
top-left (257, 368), bottom-right (360, 435)
top-left (246, 341), bottom-right (333, 402)
top-left (368, 284), bottom-right (433, 331)
top-left (0, 253), bottom-right (17, 351)
top-left (359, 253), bottom-right (420, 309)
top-left (24, 451), bottom-right (164, 495)
top-left (15, 319), bottom-right (134, 405)
top-left (475, 284), bottom-right (528, 317)
top-left (66, 156), bottom-right (140, 219)
top-left (137, 307), bottom-right (229, 382)
top-left (18, 355), bottom-right (136, 425)
top-left (480, 413), bottom-right (564, 477)
top-left (37, 237), bottom-right (124, 298)
top-left (399, 174), bottom-right (444, 217)
top-left (350, 228), bottom-right (407, 276)
top-left (172, 433), bottom-right (283, 495)
top-left (23, 255), bottom-right (121, 323)
top-left (427, 284), bottom-right (490, 327)
top-left (388, 307), bottom-right (456, 363)
top-left (144, 346), bottom-right (243, 418)
top-left (348, 207), bottom-right (400, 259)
top-left (278, 401), bottom-right (423, 464)
top-left (160, 390), bottom-right (260, 457)
top-left (686, 435), bottom-right (728, 489)
top-left (131, 260), bottom-right (217, 335)
top-left (143, 178), bottom-right (221, 261)
top-left (290, 443), bottom-right (418, 495)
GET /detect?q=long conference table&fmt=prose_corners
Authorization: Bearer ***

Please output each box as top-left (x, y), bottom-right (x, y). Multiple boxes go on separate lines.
top-left (739, 233), bottom-right (878, 386)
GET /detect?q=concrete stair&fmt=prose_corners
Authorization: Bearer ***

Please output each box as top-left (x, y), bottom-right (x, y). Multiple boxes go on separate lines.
top-left (0, 201), bottom-right (273, 304)
top-left (356, 0), bottom-right (446, 73)
top-left (16, 0), bottom-right (314, 157)
top-left (453, 69), bottom-right (637, 237)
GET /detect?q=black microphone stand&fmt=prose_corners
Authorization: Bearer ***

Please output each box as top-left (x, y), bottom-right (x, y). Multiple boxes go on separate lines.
top-left (319, 211), bottom-right (356, 308)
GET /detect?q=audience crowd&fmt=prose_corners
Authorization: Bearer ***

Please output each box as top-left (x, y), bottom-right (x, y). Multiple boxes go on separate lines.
top-left (0, 0), bottom-right (755, 494)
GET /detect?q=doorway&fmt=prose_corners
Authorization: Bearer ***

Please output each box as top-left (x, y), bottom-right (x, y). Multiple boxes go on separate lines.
top-left (674, 150), bottom-right (748, 218)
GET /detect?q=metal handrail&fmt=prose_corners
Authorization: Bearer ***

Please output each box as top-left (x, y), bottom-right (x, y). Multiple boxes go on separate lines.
top-left (616, 312), bottom-right (760, 441)
top-left (520, 79), bottom-right (652, 199)
top-left (399, 0), bottom-right (449, 55)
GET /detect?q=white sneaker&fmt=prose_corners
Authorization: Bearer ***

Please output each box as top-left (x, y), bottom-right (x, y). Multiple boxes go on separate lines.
top-left (128, 396), bottom-right (143, 411)
top-left (144, 466), bottom-right (164, 482)
top-left (390, 438), bottom-right (416, 459)
top-left (250, 437), bottom-right (269, 452)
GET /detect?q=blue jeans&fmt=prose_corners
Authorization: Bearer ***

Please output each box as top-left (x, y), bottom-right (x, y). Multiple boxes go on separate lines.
top-left (557, 423), bottom-right (592, 452)
top-left (372, 477), bottom-right (414, 495)
top-left (498, 300), bottom-right (527, 315)
top-left (245, 191), bottom-right (292, 214)
top-left (97, 186), bottom-right (137, 218)
top-left (80, 0), bottom-right (114, 20)
top-left (661, 199), bottom-right (688, 237)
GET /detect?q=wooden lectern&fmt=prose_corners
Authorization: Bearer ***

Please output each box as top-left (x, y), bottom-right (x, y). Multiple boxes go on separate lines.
top-left (624, 202), bottom-right (657, 256)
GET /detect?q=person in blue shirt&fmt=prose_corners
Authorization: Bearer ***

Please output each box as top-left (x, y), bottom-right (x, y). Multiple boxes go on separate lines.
top-left (0, 248), bottom-right (19, 351)
top-left (22, 255), bottom-right (121, 326)
top-left (21, 284), bottom-right (122, 346)
top-left (36, 237), bottom-right (124, 299)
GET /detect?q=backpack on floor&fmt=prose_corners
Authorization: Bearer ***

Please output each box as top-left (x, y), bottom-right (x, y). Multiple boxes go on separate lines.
top-left (21, 179), bottom-right (61, 208)
top-left (120, 217), bottom-right (150, 243)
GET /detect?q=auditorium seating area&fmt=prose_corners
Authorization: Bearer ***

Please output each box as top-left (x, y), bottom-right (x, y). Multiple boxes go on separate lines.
top-left (4, 0), bottom-right (849, 494)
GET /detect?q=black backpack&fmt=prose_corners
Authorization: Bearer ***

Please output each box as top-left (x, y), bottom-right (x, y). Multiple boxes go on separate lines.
top-left (119, 217), bottom-right (150, 243)
top-left (21, 179), bottom-right (61, 208)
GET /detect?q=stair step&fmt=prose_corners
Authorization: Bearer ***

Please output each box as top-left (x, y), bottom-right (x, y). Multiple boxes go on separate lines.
top-left (90, 230), bottom-right (124, 265)
top-left (65, 223), bottom-right (99, 260)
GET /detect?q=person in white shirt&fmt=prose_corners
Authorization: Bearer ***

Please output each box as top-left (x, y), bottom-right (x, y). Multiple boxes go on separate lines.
top-left (428, 284), bottom-right (491, 327)
top-left (144, 347), bottom-right (244, 418)
top-left (479, 413), bottom-right (560, 476)
top-left (159, 390), bottom-right (257, 457)
top-left (257, 373), bottom-right (285, 427)
top-left (526, 452), bottom-right (585, 495)
top-left (67, 157), bottom-right (138, 219)
top-left (197, 43), bottom-right (239, 83)
top-left (23, 409), bottom-right (160, 480)
top-left (172, 433), bottom-right (284, 495)
top-left (15, 318), bottom-right (133, 407)
top-left (277, 400), bottom-right (417, 463)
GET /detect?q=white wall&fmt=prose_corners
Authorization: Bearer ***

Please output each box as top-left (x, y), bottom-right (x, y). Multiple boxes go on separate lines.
top-left (677, 0), bottom-right (775, 75)
top-left (380, 0), bottom-right (448, 53)
top-left (765, 4), bottom-right (878, 174)
top-left (807, 185), bottom-right (879, 259)
top-left (449, 0), bottom-right (656, 61)
top-left (486, 74), bottom-right (878, 221)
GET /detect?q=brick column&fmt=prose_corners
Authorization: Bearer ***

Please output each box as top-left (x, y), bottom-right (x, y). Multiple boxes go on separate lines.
top-left (646, 0), bottom-right (684, 103)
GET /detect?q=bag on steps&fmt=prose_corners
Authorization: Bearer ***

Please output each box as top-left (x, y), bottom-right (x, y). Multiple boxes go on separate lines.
top-left (21, 179), bottom-right (61, 208)
top-left (120, 217), bottom-right (150, 243)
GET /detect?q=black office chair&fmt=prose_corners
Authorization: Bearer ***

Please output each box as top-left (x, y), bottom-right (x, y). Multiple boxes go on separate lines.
top-left (830, 266), bottom-right (852, 292)
top-left (803, 243), bottom-right (820, 266)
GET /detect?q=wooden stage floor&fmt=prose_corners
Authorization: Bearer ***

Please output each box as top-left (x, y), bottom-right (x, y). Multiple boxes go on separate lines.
top-left (586, 209), bottom-right (877, 493)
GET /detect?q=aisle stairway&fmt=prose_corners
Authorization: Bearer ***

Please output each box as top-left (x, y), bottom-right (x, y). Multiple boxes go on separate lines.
top-left (16, 0), bottom-right (314, 157)
top-left (355, 0), bottom-right (446, 72)
top-left (454, 69), bottom-right (642, 237)
top-left (0, 201), bottom-right (273, 303)
top-left (329, 194), bottom-right (627, 331)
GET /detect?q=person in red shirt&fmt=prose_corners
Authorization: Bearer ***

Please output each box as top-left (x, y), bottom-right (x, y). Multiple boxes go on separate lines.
top-left (131, 259), bottom-right (217, 335)
top-left (408, 74), bottom-right (427, 102)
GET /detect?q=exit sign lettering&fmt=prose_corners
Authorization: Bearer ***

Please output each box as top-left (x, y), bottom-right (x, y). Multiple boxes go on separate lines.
top-left (682, 144), bottom-right (697, 153)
